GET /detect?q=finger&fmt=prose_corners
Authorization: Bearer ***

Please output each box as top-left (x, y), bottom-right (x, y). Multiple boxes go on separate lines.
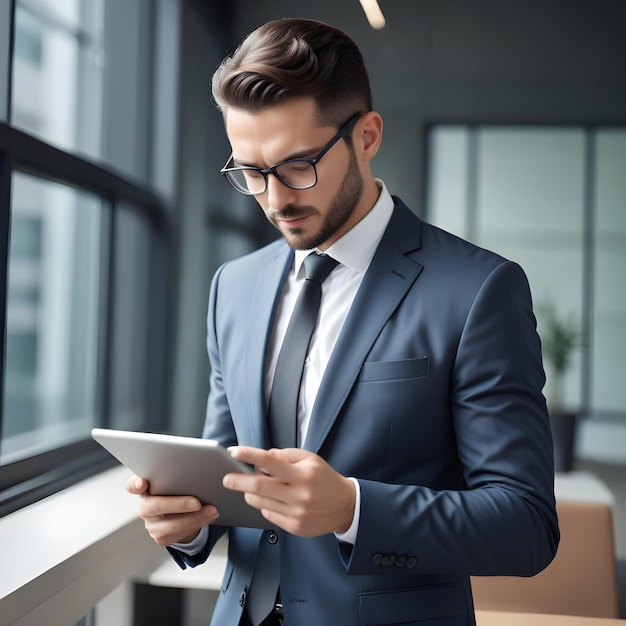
top-left (243, 490), bottom-right (293, 515)
top-left (139, 494), bottom-right (205, 518)
top-left (223, 470), bottom-right (285, 497)
top-left (230, 446), bottom-right (308, 479)
top-left (228, 446), bottom-right (275, 469)
top-left (144, 506), bottom-right (219, 546)
top-left (126, 475), bottom-right (149, 494)
top-left (223, 472), bottom-right (296, 517)
top-left (248, 505), bottom-right (307, 536)
top-left (272, 448), bottom-right (310, 464)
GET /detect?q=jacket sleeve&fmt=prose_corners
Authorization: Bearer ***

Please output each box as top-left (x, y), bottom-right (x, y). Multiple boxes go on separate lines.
top-left (342, 261), bottom-right (559, 577)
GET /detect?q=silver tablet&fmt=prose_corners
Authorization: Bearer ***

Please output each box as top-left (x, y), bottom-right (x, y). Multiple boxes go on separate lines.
top-left (92, 428), bottom-right (273, 529)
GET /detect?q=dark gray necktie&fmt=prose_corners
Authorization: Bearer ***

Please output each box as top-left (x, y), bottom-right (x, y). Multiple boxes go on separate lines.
top-left (267, 253), bottom-right (339, 448)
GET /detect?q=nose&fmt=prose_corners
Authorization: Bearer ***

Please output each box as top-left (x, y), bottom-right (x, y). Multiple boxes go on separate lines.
top-left (266, 174), bottom-right (298, 212)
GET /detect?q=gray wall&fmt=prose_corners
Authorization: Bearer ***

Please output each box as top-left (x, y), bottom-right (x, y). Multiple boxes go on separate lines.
top-left (226, 0), bottom-right (626, 210)
top-left (171, 0), bottom-right (626, 435)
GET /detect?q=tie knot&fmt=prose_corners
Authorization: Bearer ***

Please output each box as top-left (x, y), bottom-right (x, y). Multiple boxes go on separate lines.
top-left (303, 253), bottom-right (339, 284)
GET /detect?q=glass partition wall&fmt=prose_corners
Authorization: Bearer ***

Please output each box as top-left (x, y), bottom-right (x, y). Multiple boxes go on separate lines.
top-left (426, 125), bottom-right (626, 424)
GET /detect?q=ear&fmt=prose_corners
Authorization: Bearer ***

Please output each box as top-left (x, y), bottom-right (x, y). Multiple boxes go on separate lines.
top-left (356, 111), bottom-right (383, 162)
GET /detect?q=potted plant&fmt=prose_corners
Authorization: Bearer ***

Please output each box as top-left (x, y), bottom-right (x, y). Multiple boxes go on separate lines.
top-left (536, 299), bottom-right (581, 472)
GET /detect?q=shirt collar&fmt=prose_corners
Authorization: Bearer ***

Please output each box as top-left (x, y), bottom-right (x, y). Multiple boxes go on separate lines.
top-left (294, 179), bottom-right (394, 276)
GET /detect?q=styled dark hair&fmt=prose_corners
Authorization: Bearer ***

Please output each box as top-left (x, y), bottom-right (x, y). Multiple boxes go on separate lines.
top-left (212, 18), bottom-right (372, 127)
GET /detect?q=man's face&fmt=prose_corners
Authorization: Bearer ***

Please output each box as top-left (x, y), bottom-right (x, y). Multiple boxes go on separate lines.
top-left (225, 98), bottom-right (368, 251)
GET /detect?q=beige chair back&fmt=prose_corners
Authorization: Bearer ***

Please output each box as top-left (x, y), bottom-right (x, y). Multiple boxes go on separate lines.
top-left (471, 499), bottom-right (619, 618)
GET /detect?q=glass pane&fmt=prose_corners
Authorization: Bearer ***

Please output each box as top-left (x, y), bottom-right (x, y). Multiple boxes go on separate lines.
top-left (477, 128), bottom-right (585, 235)
top-left (476, 127), bottom-right (586, 412)
top-left (592, 130), bottom-right (626, 415)
top-left (426, 126), bottom-right (470, 237)
top-left (426, 125), bottom-right (587, 412)
top-left (1, 172), bottom-right (105, 463)
top-left (109, 205), bottom-right (151, 432)
top-left (11, 0), bottom-right (105, 158)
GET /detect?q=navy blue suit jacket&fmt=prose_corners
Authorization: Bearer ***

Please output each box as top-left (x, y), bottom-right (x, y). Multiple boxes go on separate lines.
top-left (170, 197), bottom-right (559, 626)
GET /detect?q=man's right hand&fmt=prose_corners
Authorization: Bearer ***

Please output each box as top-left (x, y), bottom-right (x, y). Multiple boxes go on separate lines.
top-left (126, 475), bottom-right (220, 546)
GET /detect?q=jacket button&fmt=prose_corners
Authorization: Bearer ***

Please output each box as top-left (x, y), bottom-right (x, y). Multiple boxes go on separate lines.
top-left (382, 555), bottom-right (396, 567)
top-left (239, 584), bottom-right (248, 607)
top-left (406, 556), bottom-right (417, 568)
top-left (268, 531), bottom-right (278, 544)
top-left (370, 553), bottom-right (383, 566)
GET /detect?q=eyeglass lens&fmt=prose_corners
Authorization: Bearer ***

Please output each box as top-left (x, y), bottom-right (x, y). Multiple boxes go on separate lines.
top-left (227, 160), bottom-right (317, 195)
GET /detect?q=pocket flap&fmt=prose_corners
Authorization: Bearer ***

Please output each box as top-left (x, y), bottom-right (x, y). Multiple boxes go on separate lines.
top-left (359, 356), bottom-right (429, 383)
top-left (359, 584), bottom-right (465, 625)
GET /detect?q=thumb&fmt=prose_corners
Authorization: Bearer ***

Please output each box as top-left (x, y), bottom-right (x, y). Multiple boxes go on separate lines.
top-left (126, 475), bottom-right (149, 494)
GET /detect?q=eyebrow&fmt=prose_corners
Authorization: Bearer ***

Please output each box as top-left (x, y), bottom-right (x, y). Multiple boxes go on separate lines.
top-left (232, 144), bottom-right (325, 169)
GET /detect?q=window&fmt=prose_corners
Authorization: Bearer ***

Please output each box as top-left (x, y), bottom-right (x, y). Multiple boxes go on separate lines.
top-left (2, 173), bottom-right (104, 464)
top-left (593, 131), bottom-right (626, 417)
top-left (0, 0), bottom-right (172, 516)
top-left (426, 125), bottom-right (626, 422)
top-left (12, 0), bottom-right (105, 158)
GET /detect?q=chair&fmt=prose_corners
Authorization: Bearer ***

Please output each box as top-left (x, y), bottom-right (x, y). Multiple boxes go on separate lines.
top-left (471, 499), bottom-right (620, 618)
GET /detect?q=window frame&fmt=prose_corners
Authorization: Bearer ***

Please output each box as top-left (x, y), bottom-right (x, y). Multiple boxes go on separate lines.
top-left (0, 0), bottom-right (12, 122)
top-left (0, 121), bottom-right (170, 518)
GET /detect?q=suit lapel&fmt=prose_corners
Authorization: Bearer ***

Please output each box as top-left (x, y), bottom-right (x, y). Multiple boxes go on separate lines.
top-left (244, 245), bottom-right (293, 449)
top-left (304, 200), bottom-right (424, 453)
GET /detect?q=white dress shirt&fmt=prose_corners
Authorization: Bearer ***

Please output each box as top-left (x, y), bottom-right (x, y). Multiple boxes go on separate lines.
top-left (174, 181), bottom-right (394, 554)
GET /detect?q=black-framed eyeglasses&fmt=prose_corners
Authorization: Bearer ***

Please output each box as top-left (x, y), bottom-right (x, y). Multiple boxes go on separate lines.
top-left (220, 113), bottom-right (362, 196)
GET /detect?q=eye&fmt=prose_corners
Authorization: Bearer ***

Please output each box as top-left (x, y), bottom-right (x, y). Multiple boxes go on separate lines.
top-left (277, 161), bottom-right (313, 177)
top-left (286, 160), bottom-right (311, 172)
top-left (243, 169), bottom-right (263, 180)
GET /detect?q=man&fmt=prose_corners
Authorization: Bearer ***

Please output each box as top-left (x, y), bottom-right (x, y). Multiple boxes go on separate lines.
top-left (128, 18), bottom-right (559, 626)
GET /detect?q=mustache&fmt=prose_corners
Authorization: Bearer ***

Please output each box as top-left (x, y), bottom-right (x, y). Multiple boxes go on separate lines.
top-left (267, 205), bottom-right (316, 220)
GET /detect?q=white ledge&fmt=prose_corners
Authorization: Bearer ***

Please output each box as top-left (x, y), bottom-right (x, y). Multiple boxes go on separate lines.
top-left (0, 465), bottom-right (167, 626)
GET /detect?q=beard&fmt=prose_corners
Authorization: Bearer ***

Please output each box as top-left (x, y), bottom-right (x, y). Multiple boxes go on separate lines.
top-left (266, 147), bottom-right (364, 251)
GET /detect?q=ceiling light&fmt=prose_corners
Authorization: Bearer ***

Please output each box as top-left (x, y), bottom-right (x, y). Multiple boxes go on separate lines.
top-left (359, 0), bottom-right (386, 29)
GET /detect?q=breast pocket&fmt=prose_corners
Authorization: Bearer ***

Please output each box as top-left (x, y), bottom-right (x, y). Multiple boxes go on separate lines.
top-left (358, 356), bottom-right (429, 383)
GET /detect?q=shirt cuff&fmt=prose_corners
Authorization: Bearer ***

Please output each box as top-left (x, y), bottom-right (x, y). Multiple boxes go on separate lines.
top-left (334, 477), bottom-right (361, 545)
top-left (170, 524), bottom-right (209, 556)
